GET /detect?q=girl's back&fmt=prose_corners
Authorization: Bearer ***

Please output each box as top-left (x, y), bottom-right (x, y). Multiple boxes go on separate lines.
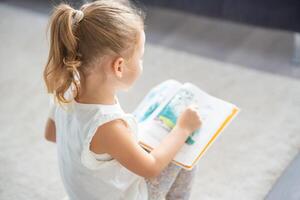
top-left (50, 88), bottom-right (147, 200)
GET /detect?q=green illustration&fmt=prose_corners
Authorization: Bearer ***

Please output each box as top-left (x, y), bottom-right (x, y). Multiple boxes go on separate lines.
top-left (155, 89), bottom-right (200, 145)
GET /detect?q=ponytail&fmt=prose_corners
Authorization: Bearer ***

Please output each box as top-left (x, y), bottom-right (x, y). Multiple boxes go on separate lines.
top-left (43, 3), bottom-right (84, 105)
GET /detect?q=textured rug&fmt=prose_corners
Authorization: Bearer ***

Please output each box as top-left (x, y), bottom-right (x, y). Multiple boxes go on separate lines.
top-left (0, 3), bottom-right (300, 200)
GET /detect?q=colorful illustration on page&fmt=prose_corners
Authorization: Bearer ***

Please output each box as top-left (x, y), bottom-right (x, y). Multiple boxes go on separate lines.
top-left (154, 88), bottom-right (201, 145)
top-left (133, 82), bottom-right (171, 123)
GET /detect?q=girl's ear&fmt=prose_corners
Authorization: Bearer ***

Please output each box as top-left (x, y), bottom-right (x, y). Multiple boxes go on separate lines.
top-left (112, 56), bottom-right (125, 78)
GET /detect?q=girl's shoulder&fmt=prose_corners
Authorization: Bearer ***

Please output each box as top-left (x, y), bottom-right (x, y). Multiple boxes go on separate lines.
top-left (89, 112), bottom-right (139, 142)
top-left (89, 117), bottom-right (134, 154)
top-left (81, 112), bottom-right (139, 169)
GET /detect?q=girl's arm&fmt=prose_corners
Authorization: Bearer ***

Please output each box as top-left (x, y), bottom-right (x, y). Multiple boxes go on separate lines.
top-left (90, 119), bottom-right (190, 179)
top-left (44, 118), bottom-right (56, 143)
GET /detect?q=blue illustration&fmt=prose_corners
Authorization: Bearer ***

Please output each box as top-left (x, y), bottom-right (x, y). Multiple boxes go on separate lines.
top-left (155, 88), bottom-right (201, 145)
top-left (138, 102), bottom-right (160, 123)
top-left (133, 80), bottom-right (173, 123)
top-left (133, 80), bottom-right (201, 146)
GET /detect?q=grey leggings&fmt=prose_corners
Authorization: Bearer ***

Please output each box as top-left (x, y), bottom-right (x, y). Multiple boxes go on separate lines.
top-left (143, 149), bottom-right (198, 200)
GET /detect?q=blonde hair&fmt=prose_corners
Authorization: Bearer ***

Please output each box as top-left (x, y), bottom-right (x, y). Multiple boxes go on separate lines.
top-left (43, 0), bottom-right (145, 106)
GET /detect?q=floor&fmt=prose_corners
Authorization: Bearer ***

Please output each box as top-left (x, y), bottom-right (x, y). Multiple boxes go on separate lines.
top-left (265, 154), bottom-right (300, 200)
top-left (1, 0), bottom-right (300, 199)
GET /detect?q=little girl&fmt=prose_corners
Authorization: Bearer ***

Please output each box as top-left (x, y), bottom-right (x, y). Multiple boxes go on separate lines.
top-left (43, 1), bottom-right (201, 199)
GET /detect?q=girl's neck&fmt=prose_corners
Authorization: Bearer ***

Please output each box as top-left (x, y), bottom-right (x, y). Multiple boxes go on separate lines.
top-left (75, 77), bottom-right (117, 105)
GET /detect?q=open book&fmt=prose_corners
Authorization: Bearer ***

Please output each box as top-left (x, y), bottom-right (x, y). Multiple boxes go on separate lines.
top-left (132, 79), bottom-right (240, 170)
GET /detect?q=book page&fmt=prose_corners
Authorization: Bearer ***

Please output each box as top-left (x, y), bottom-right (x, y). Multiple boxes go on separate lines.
top-left (138, 81), bottom-right (239, 170)
top-left (137, 82), bottom-right (202, 154)
top-left (178, 82), bottom-right (238, 167)
top-left (132, 79), bottom-right (182, 123)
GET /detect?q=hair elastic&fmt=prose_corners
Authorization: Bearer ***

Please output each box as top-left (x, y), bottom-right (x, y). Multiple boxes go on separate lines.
top-left (73, 10), bottom-right (84, 23)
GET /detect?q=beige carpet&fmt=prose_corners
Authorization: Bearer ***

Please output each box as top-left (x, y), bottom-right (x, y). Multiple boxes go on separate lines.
top-left (1, 3), bottom-right (300, 200)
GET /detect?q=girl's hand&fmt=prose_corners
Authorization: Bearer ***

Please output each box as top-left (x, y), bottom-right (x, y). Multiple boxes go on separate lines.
top-left (175, 104), bottom-right (202, 137)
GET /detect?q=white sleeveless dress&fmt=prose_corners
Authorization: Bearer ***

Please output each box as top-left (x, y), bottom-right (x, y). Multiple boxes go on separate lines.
top-left (48, 94), bottom-right (148, 200)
